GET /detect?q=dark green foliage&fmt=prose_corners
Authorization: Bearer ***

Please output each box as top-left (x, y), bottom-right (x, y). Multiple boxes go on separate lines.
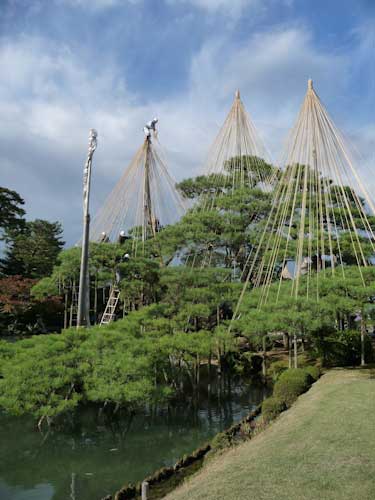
top-left (262, 396), bottom-right (286, 422)
top-left (118, 257), bottom-right (161, 309)
top-left (177, 174), bottom-right (228, 199)
top-left (223, 155), bottom-right (276, 183)
top-left (268, 360), bottom-right (289, 381)
top-left (0, 321), bottom-right (174, 426)
top-left (0, 301), bottom-right (236, 425)
top-left (2, 219), bottom-right (64, 278)
top-left (0, 187), bottom-right (25, 240)
top-left (0, 330), bottom-right (85, 423)
top-left (236, 266), bottom-right (375, 368)
top-left (315, 329), bottom-right (374, 367)
top-left (210, 431), bottom-right (232, 450)
top-left (273, 368), bottom-right (311, 407)
top-left (262, 366), bottom-right (320, 422)
top-left (156, 184), bottom-right (272, 270)
top-left (303, 365), bottom-right (321, 381)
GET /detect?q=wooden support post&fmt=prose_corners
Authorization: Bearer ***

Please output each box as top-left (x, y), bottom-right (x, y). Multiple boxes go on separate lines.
top-left (361, 315), bottom-right (366, 367)
top-left (70, 472), bottom-right (76, 500)
top-left (262, 335), bottom-right (267, 378)
top-left (141, 481), bottom-right (149, 500)
top-left (288, 334), bottom-right (292, 368)
top-left (77, 129), bottom-right (97, 328)
top-left (64, 291), bottom-right (68, 330)
top-left (293, 333), bottom-right (298, 368)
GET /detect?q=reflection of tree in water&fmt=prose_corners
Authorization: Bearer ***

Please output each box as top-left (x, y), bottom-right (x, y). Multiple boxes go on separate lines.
top-left (0, 374), bottom-right (266, 500)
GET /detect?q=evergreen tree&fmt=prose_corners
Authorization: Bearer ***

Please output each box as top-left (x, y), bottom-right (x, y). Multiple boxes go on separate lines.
top-left (0, 187), bottom-right (25, 240)
top-left (2, 219), bottom-right (64, 278)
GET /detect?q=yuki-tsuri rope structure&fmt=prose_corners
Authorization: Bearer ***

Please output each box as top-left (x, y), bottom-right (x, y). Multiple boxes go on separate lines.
top-left (182, 90), bottom-right (276, 269)
top-left (233, 79), bottom-right (375, 317)
top-left (90, 126), bottom-right (186, 254)
top-left (200, 90), bottom-right (275, 204)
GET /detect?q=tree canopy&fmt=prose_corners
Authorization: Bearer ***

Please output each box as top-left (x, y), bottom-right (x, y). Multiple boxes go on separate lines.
top-left (1, 219), bottom-right (64, 279)
top-left (0, 186), bottom-right (25, 240)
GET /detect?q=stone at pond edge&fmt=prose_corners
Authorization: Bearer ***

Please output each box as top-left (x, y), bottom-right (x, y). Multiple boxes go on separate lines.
top-left (115, 483), bottom-right (137, 500)
top-left (113, 405), bottom-right (263, 499)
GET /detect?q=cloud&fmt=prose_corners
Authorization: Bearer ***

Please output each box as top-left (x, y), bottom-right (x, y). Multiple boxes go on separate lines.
top-left (188, 27), bottom-right (349, 158)
top-left (56, 0), bottom-right (140, 9)
top-left (166, 0), bottom-right (294, 19)
top-left (167, 0), bottom-right (257, 15)
top-left (0, 21), bottom-right (372, 246)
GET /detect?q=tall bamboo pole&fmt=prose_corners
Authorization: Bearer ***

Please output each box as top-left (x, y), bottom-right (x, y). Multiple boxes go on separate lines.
top-left (77, 129), bottom-right (98, 328)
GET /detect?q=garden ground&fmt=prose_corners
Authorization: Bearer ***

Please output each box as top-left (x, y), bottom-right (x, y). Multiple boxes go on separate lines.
top-left (166, 368), bottom-right (375, 500)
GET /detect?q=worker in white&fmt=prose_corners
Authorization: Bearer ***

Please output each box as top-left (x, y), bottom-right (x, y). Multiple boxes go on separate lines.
top-left (143, 118), bottom-right (158, 140)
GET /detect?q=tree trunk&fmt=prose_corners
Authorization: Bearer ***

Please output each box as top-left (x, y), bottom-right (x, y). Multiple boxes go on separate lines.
top-left (283, 333), bottom-right (289, 350)
top-left (262, 335), bottom-right (267, 378)
top-left (208, 350), bottom-right (212, 393)
top-left (217, 345), bottom-right (222, 376)
top-left (196, 355), bottom-right (200, 389)
top-left (94, 278), bottom-right (98, 324)
top-left (288, 334), bottom-right (292, 368)
top-left (360, 314), bottom-right (366, 366)
top-left (64, 291), bottom-right (68, 330)
top-left (37, 415), bottom-right (46, 432)
top-left (293, 333), bottom-right (298, 368)
top-left (69, 280), bottom-right (75, 328)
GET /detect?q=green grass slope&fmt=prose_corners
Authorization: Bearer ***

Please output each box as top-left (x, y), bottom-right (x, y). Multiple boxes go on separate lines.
top-left (166, 369), bottom-right (375, 500)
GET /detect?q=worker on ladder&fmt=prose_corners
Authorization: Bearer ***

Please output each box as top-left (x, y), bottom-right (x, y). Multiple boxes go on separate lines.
top-left (100, 234), bottom-right (130, 326)
top-left (115, 252), bottom-right (130, 284)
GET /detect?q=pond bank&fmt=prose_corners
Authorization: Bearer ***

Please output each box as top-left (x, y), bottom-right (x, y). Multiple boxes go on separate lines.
top-left (110, 405), bottom-right (262, 500)
top-left (0, 375), bottom-right (267, 500)
top-left (164, 368), bottom-right (375, 500)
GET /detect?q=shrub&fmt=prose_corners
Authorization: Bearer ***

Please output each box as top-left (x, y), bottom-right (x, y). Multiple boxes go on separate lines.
top-left (303, 365), bottom-right (320, 381)
top-left (262, 396), bottom-right (286, 422)
top-left (268, 360), bottom-right (288, 381)
top-left (210, 431), bottom-right (232, 450)
top-left (273, 368), bottom-right (311, 407)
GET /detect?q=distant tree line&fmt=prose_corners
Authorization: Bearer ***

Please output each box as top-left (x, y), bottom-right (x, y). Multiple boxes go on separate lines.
top-left (0, 187), bottom-right (64, 334)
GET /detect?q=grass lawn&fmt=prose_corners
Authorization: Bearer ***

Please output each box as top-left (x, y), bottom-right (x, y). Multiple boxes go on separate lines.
top-left (166, 368), bottom-right (375, 500)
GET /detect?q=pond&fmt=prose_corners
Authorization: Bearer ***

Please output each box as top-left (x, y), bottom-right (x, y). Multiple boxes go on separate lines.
top-left (0, 375), bottom-right (268, 500)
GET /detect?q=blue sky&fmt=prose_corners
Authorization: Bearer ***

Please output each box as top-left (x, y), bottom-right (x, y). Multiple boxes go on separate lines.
top-left (0, 0), bottom-right (374, 244)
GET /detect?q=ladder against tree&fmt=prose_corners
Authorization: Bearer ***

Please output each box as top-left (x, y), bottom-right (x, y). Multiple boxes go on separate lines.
top-left (100, 286), bottom-right (121, 326)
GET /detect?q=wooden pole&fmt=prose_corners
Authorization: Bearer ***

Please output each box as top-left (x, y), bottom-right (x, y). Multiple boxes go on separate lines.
top-left (64, 290), bottom-right (68, 330)
top-left (262, 335), bottom-right (267, 377)
top-left (293, 333), bottom-right (298, 368)
top-left (141, 481), bottom-right (149, 500)
top-left (288, 334), bottom-right (292, 368)
top-left (143, 138), bottom-right (156, 243)
top-left (69, 279), bottom-right (75, 328)
top-left (77, 129), bottom-right (97, 328)
top-left (360, 313), bottom-right (366, 366)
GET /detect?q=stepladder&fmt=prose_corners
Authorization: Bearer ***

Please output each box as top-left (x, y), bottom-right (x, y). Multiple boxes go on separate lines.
top-left (100, 286), bottom-right (121, 326)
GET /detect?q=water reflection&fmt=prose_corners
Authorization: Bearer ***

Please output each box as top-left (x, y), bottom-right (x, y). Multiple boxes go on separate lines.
top-left (0, 375), bottom-right (268, 500)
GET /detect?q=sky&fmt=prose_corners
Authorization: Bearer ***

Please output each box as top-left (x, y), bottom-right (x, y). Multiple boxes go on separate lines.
top-left (0, 0), bottom-right (374, 245)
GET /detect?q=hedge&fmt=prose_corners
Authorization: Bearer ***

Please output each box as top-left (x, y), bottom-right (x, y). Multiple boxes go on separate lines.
top-left (262, 366), bottom-right (321, 422)
top-left (262, 396), bottom-right (286, 422)
top-left (273, 368), bottom-right (311, 407)
top-left (303, 365), bottom-right (321, 381)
